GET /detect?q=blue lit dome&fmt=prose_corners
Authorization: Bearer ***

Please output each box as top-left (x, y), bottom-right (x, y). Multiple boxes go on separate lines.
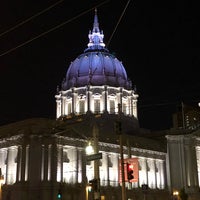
top-left (62, 10), bottom-right (132, 90)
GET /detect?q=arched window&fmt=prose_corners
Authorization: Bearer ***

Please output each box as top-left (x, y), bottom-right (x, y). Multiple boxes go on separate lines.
top-left (94, 99), bottom-right (100, 113)
top-left (93, 93), bottom-right (101, 114)
top-left (122, 103), bottom-right (127, 114)
top-left (68, 103), bottom-right (72, 115)
top-left (79, 100), bottom-right (85, 114)
top-left (110, 100), bottom-right (115, 114)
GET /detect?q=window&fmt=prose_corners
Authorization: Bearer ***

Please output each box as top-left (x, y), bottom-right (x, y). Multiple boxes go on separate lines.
top-left (122, 103), bottom-right (126, 114)
top-left (94, 99), bottom-right (100, 113)
top-left (68, 103), bottom-right (72, 114)
top-left (79, 100), bottom-right (85, 114)
top-left (110, 100), bottom-right (115, 114)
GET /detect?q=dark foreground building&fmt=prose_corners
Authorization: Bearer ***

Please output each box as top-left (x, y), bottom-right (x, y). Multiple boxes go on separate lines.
top-left (0, 10), bottom-right (200, 200)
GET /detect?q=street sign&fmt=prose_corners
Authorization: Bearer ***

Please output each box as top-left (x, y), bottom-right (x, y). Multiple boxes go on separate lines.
top-left (86, 153), bottom-right (102, 161)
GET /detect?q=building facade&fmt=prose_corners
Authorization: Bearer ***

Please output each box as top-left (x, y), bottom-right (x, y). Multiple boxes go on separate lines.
top-left (166, 129), bottom-right (200, 200)
top-left (0, 9), bottom-right (200, 200)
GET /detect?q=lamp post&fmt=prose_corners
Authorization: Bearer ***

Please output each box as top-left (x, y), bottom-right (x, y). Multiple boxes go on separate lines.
top-left (117, 103), bottom-right (126, 200)
top-left (85, 142), bottom-right (93, 200)
top-left (85, 122), bottom-right (100, 200)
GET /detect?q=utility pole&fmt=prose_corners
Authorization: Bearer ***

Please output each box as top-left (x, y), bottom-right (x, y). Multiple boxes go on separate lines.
top-left (181, 101), bottom-right (186, 129)
top-left (127, 139), bottom-right (132, 190)
top-left (118, 104), bottom-right (126, 200)
top-left (93, 122), bottom-right (100, 200)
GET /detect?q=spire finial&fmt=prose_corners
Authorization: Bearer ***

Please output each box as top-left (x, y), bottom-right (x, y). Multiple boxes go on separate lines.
top-left (86, 8), bottom-right (105, 50)
top-left (93, 8), bottom-right (99, 33)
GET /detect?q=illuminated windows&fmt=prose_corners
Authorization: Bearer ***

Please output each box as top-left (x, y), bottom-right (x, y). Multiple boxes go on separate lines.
top-left (94, 99), bottom-right (100, 113)
top-left (110, 100), bottom-right (115, 114)
top-left (79, 100), bottom-right (85, 114)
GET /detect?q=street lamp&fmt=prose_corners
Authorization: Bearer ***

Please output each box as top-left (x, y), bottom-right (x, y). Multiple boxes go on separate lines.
top-left (85, 142), bottom-right (94, 155)
top-left (173, 190), bottom-right (179, 200)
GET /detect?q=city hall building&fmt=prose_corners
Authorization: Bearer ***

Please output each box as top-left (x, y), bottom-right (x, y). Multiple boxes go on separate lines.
top-left (0, 10), bottom-right (200, 200)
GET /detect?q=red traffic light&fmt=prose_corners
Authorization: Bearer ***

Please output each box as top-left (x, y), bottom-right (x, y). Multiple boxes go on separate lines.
top-left (127, 163), bottom-right (134, 181)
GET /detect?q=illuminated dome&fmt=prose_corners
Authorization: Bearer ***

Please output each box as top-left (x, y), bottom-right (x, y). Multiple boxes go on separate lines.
top-left (56, 9), bottom-right (138, 120)
top-left (62, 9), bottom-right (132, 90)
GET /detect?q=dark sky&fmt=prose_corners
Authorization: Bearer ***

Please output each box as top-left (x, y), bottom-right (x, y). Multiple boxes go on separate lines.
top-left (0, 0), bottom-right (199, 130)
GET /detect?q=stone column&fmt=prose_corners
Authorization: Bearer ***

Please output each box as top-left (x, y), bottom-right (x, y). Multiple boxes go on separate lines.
top-left (56, 98), bottom-right (61, 118)
top-left (24, 145), bottom-right (29, 181)
top-left (62, 96), bottom-right (66, 116)
top-left (73, 92), bottom-right (78, 114)
top-left (132, 100), bottom-right (138, 119)
top-left (128, 96), bottom-right (131, 116)
top-left (153, 159), bottom-right (157, 189)
top-left (196, 146), bottom-right (200, 187)
top-left (28, 137), bottom-right (42, 184)
top-left (106, 154), bottom-right (110, 186)
top-left (57, 145), bottom-right (63, 182)
top-left (5, 147), bottom-right (17, 184)
top-left (43, 144), bottom-right (49, 181)
top-left (66, 148), bottom-right (78, 184)
top-left (41, 145), bottom-right (44, 181)
top-left (145, 159), bottom-right (149, 186)
top-left (115, 154), bottom-right (119, 187)
top-left (0, 149), bottom-right (6, 182)
top-left (101, 153), bottom-right (108, 186)
top-left (185, 137), bottom-right (199, 190)
top-left (160, 160), bottom-right (165, 189)
top-left (119, 88), bottom-right (122, 110)
top-left (72, 88), bottom-right (75, 114)
top-left (111, 154), bottom-right (119, 187)
top-left (47, 144), bottom-right (52, 181)
top-left (51, 143), bottom-right (58, 181)
top-left (16, 146), bottom-right (22, 182)
top-left (19, 144), bottom-right (29, 181)
top-left (104, 85), bottom-right (108, 113)
top-left (87, 85), bottom-right (91, 112)
top-left (5, 148), bottom-right (9, 184)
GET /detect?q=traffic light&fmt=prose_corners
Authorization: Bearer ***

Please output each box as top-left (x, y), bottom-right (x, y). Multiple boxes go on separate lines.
top-left (89, 179), bottom-right (98, 192)
top-left (114, 120), bottom-right (122, 134)
top-left (127, 163), bottom-right (134, 181)
top-left (142, 184), bottom-right (148, 190)
top-left (57, 190), bottom-right (62, 199)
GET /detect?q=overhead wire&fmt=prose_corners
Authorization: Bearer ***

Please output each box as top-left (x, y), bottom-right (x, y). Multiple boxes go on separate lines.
top-left (0, 0), bottom-right (65, 38)
top-left (0, 0), bottom-right (110, 57)
top-left (106, 0), bottom-right (131, 47)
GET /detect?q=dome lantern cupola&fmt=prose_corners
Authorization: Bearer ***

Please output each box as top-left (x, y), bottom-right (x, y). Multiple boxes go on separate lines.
top-left (87, 8), bottom-right (106, 51)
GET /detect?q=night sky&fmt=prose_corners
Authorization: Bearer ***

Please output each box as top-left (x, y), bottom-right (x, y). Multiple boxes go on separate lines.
top-left (0, 0), bottom-right (199, 130)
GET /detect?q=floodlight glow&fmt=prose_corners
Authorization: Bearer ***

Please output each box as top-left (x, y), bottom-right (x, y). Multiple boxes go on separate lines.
top-left (85, 142), bottom-right (94, 155)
